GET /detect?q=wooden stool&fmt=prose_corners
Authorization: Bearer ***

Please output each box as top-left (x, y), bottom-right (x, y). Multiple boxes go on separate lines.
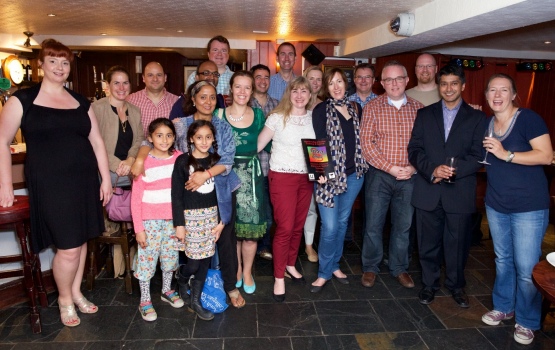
top-left (0, 195), bottom-right (48, 334)
top-left (86, 222), bottom-right (135, 294)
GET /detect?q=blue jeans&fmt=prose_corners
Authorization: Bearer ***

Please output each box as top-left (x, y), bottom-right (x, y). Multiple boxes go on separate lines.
top-left (486, 205), bottom-right (548, 330)
top-left (362, 167), bottom-right (414, 276)
top-left (317, 173), bottom-right (364, 280)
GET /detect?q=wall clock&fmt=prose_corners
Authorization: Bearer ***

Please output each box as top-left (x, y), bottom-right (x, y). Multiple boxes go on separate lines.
top-left (2, 55), bottom-right (24, 85)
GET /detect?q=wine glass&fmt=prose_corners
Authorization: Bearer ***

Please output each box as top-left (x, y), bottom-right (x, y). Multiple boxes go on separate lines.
top-left (478, 125), bottom-right (494, 165)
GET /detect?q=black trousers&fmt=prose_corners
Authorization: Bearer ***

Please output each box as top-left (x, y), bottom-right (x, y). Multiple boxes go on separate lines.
top-left (217, 191), bottom-right (238, 293)
top-left (415, 202), bottom-right (473, 291)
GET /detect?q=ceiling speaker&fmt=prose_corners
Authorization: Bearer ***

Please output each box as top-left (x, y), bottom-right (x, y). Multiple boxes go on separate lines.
top-left (302, 44), bottom-right (326, 66)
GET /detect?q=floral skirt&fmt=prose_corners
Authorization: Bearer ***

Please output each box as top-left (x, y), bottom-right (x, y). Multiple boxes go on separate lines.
top-left (234, 156), bottom-right (266, 239)
top-left (183, 206), bottom-right (218, 259)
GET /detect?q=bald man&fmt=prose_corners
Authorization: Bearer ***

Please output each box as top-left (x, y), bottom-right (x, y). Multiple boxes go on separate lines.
top-left (405, 54), bottom-right (441, 107)
top-left (127, 61), bottom-right (179, 137)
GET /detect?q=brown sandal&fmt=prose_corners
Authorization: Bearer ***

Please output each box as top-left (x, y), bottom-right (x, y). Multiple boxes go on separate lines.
top-left (227, 289), bottom-right (246, 309)
top-left (59, 300), bottom-right (81, 327)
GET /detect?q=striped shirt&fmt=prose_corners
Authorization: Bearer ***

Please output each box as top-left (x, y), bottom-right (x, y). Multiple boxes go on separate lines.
top-left (130, 151), bottom-right (182, 233)
top-left (126, 88), bottom-right (179, 138)
top-left (360, 94), bottom-right (424, 173)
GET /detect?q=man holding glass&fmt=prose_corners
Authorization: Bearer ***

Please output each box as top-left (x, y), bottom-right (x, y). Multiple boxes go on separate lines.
top-left (407, 64), bottom-right (485, 307)
top-left (360, 61), bottom-right (423, 289)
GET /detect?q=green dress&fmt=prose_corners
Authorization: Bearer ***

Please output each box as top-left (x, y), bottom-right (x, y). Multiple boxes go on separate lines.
top-left (223, 107), bottom-right (267, 239)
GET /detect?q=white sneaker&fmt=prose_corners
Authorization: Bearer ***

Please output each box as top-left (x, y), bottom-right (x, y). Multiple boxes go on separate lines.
top-left (481, 310), bottom-right (514, 326)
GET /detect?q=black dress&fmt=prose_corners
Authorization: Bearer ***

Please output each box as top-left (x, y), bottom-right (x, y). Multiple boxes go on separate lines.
top-left (15, 84), bottom-right (104, 253)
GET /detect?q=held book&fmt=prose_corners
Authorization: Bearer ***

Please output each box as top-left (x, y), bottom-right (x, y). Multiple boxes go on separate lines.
top-left (301, 139), bottom-right (336, 181)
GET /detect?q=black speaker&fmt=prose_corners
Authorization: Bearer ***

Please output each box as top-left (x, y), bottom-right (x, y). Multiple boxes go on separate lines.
top-left (302, 44), bottom-right (326, 66)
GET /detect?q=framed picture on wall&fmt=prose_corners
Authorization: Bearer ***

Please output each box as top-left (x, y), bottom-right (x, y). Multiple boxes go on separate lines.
top-left (323, 65), bottom-right (356, 94)
top-left (183, 66), bottom-right (197, 89)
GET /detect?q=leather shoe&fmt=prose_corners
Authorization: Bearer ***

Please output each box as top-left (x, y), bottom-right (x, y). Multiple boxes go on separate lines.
top-left (310, 282), bottom-right (327, 293)
top-left (418, 287), bottom-right (436, 305)
top-left (273, 293), bottom-right (285, 302)
top-left (333, 273), bottom-right (349, 285)
top-left (361, 272), bottom-right (376, 288)
top-left (397, 272), bottom-right (415, 288)
top-left (451, 289), bottom-right (470, 308)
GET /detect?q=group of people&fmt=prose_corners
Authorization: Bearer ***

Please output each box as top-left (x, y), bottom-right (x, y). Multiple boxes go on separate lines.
top-left (0, 36), bottom-right (551, 346)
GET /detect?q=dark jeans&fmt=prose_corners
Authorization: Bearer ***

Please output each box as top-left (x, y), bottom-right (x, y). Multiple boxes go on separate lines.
top-left (217, 191), bottom-right (238, 293)
top-left (257, 176), bottom-right (273, 252)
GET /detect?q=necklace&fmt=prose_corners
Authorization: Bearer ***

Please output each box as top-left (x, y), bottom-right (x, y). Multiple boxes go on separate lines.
top-left (227, 112), bottom-right (244, 122)
top-left (120, 119), bottom-right (127, 133)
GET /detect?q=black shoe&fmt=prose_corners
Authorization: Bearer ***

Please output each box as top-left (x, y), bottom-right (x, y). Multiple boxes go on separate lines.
top-left (451, 289), bottom-right (469, 308)
top-left (333, 274), bottom-right (349, 285)
top-left (176, 269), bottom-right (191, 306)
top-left (310, 282), bottom-right (327, 293)
top-left (190, 279), bottom-right (214, 320)
top-left (285, 270), bottom-right (306, 285)
top-left (273, 293), bottom-right (285, 302)
top-left (418, 287), bottom-right (436, 305)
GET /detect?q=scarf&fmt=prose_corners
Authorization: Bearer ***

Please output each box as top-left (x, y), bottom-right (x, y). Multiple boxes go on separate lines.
top-left (315, 97), bottom-right (368, 207)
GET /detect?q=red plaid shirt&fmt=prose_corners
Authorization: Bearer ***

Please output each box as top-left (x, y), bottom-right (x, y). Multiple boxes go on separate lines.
top-left (126, 88), bottom-right (179, 138)
top-left (360, 94), bottom-right (424, 173)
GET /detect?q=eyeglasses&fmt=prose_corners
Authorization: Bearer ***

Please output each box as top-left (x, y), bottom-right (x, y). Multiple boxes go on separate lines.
top-left (382, 76), bottom-right (407, 84)
top-left (200, 71), bottom-right (220, 78)
top-left (416, 64), bottom-right (436, 70)
top-left (356, 75), bottom-right (374, 80)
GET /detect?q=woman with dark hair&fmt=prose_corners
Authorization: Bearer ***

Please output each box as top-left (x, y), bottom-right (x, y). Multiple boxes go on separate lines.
top-left (172, 119), bottom-right (224, 321)
top-left (480, 73), bottom-right (552, 345)
top-left (0, 39), bottom-right (112, 327)
top-left (221, 70), bottom-right (266, 296)
top-left (309, 67), bottom-right (368, 293)
top-left (93, 65), bottom-right (144, 187)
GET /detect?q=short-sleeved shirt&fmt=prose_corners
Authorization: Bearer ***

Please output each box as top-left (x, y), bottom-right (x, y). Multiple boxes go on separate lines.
top-left (268, 73), bottom-right (296, 101)
top-left (485, 108), bottom-right (550, 213)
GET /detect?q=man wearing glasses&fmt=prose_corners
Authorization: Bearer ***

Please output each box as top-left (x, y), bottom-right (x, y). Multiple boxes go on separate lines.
top-left (406, 53), bottom-right (440, 106)
top-left (169, 60), bottom-right (226, 120)
top-left (186, 35), bottom-right (233, 95)
top-left (360, 60), bottom-right (424, 289)
top-left (348, 63), bottom-right (378, 108)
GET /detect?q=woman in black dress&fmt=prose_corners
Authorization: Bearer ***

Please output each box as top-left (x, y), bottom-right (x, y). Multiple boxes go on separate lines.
top-left (0, 39), bottom-right (112, 327)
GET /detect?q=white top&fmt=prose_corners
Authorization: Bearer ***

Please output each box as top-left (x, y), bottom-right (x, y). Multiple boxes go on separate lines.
top-left (266, 111), bottom-right (315, 174)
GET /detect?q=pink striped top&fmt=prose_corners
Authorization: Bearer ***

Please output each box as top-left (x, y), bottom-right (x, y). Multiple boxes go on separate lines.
top-left (130, 150), bottom-right (182, 233)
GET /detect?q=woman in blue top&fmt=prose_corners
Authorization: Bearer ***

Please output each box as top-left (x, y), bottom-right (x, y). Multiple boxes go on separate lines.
top-left (480, 74), bottom-right (552, 346)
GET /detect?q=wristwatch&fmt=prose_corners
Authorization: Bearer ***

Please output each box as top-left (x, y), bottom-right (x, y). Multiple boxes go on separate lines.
top-left (506, 151), bottom-right (515, 163)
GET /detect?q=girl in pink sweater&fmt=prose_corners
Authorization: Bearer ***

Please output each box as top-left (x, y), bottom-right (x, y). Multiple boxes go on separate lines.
top-left (131, 118), bottom-right (184, 321)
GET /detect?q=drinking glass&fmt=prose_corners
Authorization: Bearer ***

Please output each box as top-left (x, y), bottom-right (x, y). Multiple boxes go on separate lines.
top-left (444, 157), bottom-right (458, 183)
top-left (478, 126), bottom-right (494, 165)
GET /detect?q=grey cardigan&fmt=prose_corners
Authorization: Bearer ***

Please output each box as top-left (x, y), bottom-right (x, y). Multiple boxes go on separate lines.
top-left (92, 97), bottom-right (144, 172)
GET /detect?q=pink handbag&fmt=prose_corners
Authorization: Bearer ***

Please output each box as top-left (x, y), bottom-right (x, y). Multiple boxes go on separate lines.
top-left (105, 177), bottom-right (132, 222)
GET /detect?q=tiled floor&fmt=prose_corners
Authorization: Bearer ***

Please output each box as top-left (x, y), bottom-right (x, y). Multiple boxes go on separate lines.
top-left (1, 214), bottom-right (554, 349)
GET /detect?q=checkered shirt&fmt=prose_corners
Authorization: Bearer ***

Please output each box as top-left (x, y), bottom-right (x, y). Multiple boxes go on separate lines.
top-left (127, 88), bottom-right (179, 138)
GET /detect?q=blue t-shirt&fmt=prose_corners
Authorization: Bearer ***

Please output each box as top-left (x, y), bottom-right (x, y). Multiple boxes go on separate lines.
top-left (485, 108), bottom-right (550, 213)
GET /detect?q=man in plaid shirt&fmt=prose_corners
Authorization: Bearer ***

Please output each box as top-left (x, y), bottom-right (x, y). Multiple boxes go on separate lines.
top-left (359, 60), bottom-right (424, 290)
top-left (127, 62), bottom-right (179, 138)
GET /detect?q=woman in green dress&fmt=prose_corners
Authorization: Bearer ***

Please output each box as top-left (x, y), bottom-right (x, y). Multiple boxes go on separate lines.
top-left (221, 71), bottom-right (266, 294)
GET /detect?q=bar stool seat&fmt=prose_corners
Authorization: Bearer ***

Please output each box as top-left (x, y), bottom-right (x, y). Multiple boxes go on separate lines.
top-left (0, 195), bottom-right (48, 334)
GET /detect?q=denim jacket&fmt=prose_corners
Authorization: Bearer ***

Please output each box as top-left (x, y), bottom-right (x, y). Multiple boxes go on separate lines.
top-left (173, 115), bottom-right (241, 224)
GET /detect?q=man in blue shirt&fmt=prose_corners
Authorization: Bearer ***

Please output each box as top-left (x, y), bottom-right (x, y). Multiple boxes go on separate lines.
top-left (268, 42), bottom-right (296, 101)
top-left (348, 63), bottom-right (378, 108)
